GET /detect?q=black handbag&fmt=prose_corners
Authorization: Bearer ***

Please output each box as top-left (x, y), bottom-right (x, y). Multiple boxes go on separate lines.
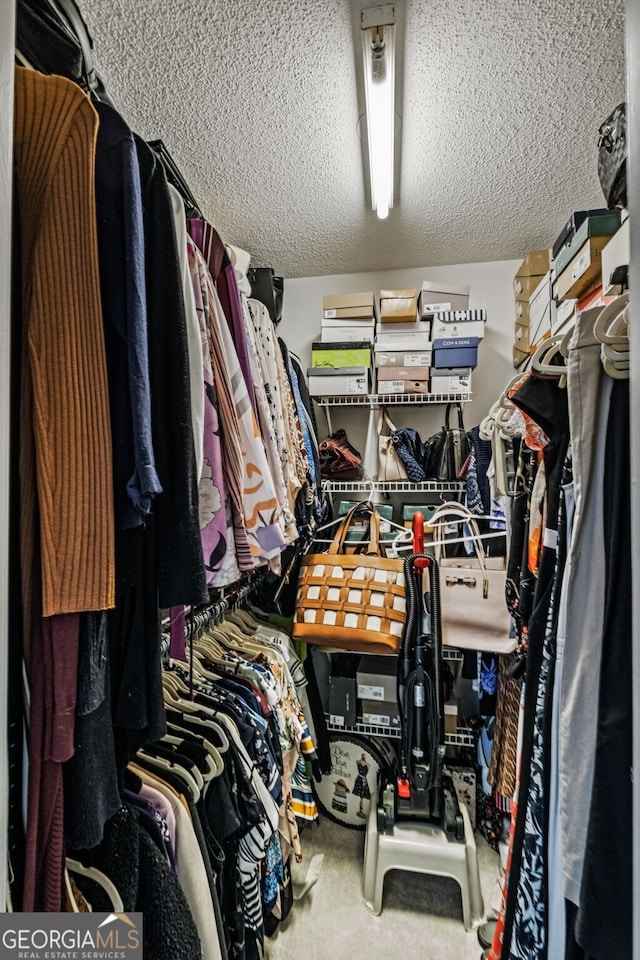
top-left (248, 266), bottom-right (284, 324)
top-left (423, 403), bottom-right (469, 481)
top-left (598, 103), bottom-right (627, 208)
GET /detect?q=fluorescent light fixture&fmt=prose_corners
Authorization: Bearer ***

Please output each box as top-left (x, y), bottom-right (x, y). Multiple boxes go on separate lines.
top-left (361, 7), bottom-right (396, 220)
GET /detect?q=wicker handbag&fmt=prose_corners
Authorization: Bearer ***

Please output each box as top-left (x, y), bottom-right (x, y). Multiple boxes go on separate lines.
top-left (292, 505), bottom-right (406, 654)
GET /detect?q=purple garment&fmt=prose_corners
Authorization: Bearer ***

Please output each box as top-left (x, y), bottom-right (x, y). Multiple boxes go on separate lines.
top-left (169, 606), bottom-right (186, 661)
top-left (217, 253), bottom-right (256, 412)
top-left (124, 789), bottom-right (177, 874)
top-left (187, 238), bottom-right (240, 586)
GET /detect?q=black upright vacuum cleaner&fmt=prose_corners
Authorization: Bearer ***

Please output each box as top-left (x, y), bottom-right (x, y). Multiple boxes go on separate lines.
top-left (378, 513), bottom-right (465, 841)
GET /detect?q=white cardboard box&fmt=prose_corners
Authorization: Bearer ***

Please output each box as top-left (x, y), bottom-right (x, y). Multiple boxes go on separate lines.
top-left (375, 332), bottom-right (432, 351)
top-left (321, 316), bottom-right (375, 329)
top-left (528, 274), bottom-right (554, 344)
top-left (321, 326), bottom-right (374, 343)
top-left (430, 317), bottom-right (486, 340)
top-left (374, 348), bottom-right (432, 367)
top-left (375, 319), bottom-right (430, 335)
top-left (418, 280), bottom-right (470, 318)
top-left (552, 298), bottom-right (577, 334)
top-left (308, 369), bottom-right (370, 396)
top-left (430, 370), bottom-right (472, 394)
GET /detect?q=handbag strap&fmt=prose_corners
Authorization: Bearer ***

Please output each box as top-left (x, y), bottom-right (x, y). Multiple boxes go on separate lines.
top-left (377, 406), bottom-right (397, 438)
top-left (430, 503), bottom-right (488, 580)
top-left (328, 504), bottom-right (382, 556)
top-left (445, 402), bottom-right (465, 431)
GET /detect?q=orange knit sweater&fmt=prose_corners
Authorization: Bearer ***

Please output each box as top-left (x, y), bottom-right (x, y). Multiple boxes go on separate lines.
top-left (14, 68), bottom-right (115, 616)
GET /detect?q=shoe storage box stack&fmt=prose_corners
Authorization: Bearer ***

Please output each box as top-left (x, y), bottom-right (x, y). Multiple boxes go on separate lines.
top-left (308, 338), bottom-right (373, 397)
top-left (550, 208), bottom-right (623, 335)
top-left (553, 208), bottom-right (621, 302)
top-left (309, 292), bottom-right (377, 396)
top-left (375, 281), bottom-right (480, 395)
top-left (421, 280), bottom-right (483, 394)
top-left (375, 289), bottom-right (431, 395)
top-left (513, 248), bottom-right (552, 368)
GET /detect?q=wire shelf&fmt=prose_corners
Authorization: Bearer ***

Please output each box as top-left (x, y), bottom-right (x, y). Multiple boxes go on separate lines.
top-left (325, 717), bottom-right (475, 748)
top-left (315, 392), bottom-right (472, 407)
top-left (322, 479), bottom-right (466, 493)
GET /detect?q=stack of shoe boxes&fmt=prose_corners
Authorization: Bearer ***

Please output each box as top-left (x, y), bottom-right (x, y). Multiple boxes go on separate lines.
top-left (429, 305), bottom-right (485, 393)
top-left (513, 248), bottom-right (551, 367)
top-left (551, 208), bottom-right (622, 335)
top-left (418, 281), bottom-right (479, 394)
top-left (308, 292), bottom-right (377, 396)
top-left (375, 289), bottom-right (432, 395)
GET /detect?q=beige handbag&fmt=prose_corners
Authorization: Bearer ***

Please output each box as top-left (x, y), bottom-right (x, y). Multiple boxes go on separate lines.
top-left (377, 408), bottom-right (408, 482)
top-left (431, 502), bottom-right (515, 654)
top-left (292, 505), bottom-right (406, 655)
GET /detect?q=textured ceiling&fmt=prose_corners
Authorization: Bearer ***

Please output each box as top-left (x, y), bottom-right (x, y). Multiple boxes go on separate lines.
top-left (82, 0), bottom-right (626, 277)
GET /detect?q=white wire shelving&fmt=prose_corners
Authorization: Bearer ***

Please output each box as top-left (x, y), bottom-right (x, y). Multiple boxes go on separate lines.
top-left (315, 392), bottom-right (472, 407)
top-left (321, 479), bottom-right (466, 494)
top-left (325, 716), bottom-right (475, 748)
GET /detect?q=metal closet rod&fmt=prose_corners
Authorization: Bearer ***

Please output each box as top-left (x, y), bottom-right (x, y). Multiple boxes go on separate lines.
top-left (160, 569), bottom-right (269, 648)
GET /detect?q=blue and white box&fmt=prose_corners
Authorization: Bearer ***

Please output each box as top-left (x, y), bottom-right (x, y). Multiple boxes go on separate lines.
top-left (432, 337), bottom-right (480, 369)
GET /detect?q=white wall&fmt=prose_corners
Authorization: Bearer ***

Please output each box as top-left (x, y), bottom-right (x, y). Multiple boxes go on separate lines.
top-left (281, 259), bottom-right (521, 443)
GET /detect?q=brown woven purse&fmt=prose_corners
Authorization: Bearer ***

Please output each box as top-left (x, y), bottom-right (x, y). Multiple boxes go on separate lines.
top-left (292, 505), bottom-right (406, 655)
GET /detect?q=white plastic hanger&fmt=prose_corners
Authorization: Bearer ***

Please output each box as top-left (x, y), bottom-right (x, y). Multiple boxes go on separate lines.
top-left (593, 293), bottom-right (629, 346)
top-left (530, 334), bottom-right (568, 387)
top-left (65, 859), bottom-right (124, 913)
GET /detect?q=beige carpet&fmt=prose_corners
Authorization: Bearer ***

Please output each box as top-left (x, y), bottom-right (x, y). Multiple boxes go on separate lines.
top-left (266, 816), bottom-right (499, 960)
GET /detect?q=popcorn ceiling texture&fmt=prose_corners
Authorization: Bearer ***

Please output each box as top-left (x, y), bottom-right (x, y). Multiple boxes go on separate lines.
top-left (83, 0), bottom-right (625, 278)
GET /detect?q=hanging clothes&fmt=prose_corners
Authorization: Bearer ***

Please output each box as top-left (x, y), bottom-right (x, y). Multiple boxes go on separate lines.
top-left (187, 236), bottom-right (242, 587)
top-left (94, 100), bottom-right (162, 531)
top-left (14, 67), bottom-right (116, 619)
top-left (575, 379), bottom-right (632, 960)
top-left (134, 134), bottom-right (207, 608)
top-left (13, 66), bottom-right (116, 912)
top-left (498, 371), bottom-right (570, 960)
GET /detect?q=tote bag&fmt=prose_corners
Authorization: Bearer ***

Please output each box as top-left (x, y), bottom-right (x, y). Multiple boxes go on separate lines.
top-left (377, 408), bottom-right (408, 482)
top-left (431, 502), bottom-right (515, 654)
top-left (292, 505), bottom-right (406, 655)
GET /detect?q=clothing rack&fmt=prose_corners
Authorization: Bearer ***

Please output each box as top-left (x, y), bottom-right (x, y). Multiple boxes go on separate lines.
top-left (160, 569), bottom-right (268, 658)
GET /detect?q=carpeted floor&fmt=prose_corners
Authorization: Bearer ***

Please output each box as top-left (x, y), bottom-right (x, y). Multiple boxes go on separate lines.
top-left (266, 816), bottom-right (500, 960)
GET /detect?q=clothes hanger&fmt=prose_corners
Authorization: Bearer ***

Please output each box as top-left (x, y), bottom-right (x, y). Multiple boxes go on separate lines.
top-left (593, 293), bottom-right (630, 346)
top-left (155, 736), bottom-right (206, 791)
top-left (165, 702), bottom-right (232, 753)
top-left (226, 609), bottom-right (258, 632)
top-left (531, 334), bottom-right (565, 372)
top-left (65, 859), bottom-right (124, 913)
top-left (136, 744), bottom-right (202, 801)
top-left (601, 343), bottom-right (630, 379)
top-left (530, 334), bottom-right (568, 387)
top-left (165, 721), bottom-right (224, 778)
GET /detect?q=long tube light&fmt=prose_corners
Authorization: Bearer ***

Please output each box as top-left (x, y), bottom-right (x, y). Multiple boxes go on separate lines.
top-left (361, 16), bottom-right (396, 220)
